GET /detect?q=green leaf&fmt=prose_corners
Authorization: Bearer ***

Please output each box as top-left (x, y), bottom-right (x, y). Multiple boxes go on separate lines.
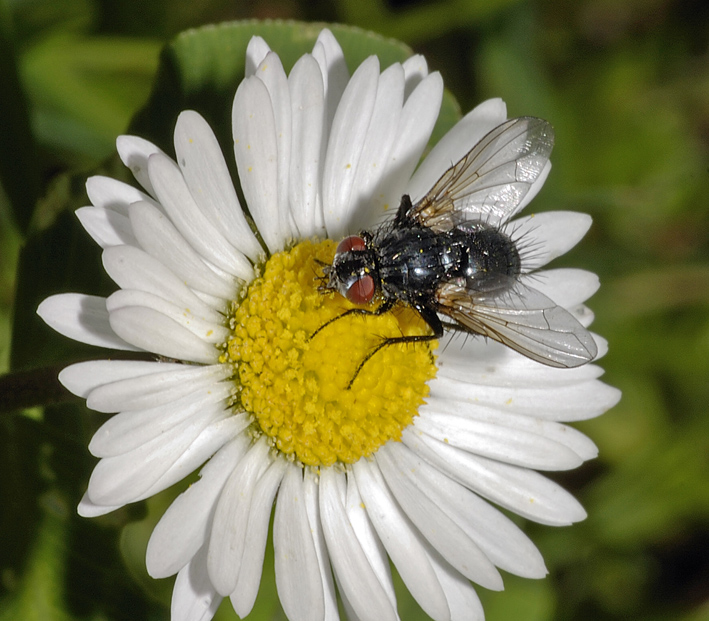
top-left (130, 20), bottom-right (460, 156)
top-left (20, 33), bottom-right (161, 163)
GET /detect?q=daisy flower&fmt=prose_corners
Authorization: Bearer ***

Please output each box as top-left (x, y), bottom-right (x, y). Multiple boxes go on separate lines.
top-left (37, 28), bottom-right (620, 621)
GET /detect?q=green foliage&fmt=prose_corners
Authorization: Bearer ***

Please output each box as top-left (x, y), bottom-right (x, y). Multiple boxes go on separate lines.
top-left (1, 1), bottom-right (708, 620)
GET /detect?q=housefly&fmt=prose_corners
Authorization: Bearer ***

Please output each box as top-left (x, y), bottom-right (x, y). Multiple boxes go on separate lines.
top-left (320, 117), bottom-right (598, 385)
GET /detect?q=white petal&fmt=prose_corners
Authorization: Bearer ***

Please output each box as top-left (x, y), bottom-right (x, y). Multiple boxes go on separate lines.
top-left (174, 110), bottom-right (262, 260)
top-left (288, 54), bottom-right (327, 237)
top-left (404, 429), bottom-right (587, 525)
top-left (414, 406), bottom-right (584, 470)
top-left (253, 52), bottom-right (295, 241)
top-left (86, 363), bottom-right (230, 412)
top-left (524, 268), bottom-right (600, 308)
top-left (346, 63), bottom-right (405, 232)
top-left (88, 381), bottom-right (232, 457)
top-left (85, 175), bottom-right (158, 216)
top-left (593, 334), bottom-right (609, 358)
top-left (303, 468), bottom-right (339, 621)
top-left (435, 333), bottom-right (604, 387)
top-left (59, 359), bottom-right (186, 398)
top-left (319, 468), bottom-right (398, 621)
top-left (428, 373), bottom-right (621, 423)
top-left (392, 435), bottom-right (548, 579)
top-left (407, 98), bottom-right (508, 202)
top-left (343, 468), bottom-right (397, 612)
top-left (86, 401), bottom-right (229, 505)
top-left (171, 547), bottom-right (223, 621)
top-left (401, 54), bottom-right (429, 97)
top-left (364, 71), bottom-right (443, 228)
top-left (311, 29), bottom-right (349, 129)
top-left (353, 459), bottom-right (450, 621)
top-left (107, 289), bottom-right (228, 345)
top-left (421, 393), bottom-right (599, 462)
top-left (376, 444), bottom-right (503, 590)
top-left (230, 457), bottom-right (288, 618)
top-left (76, 206), bottom-right (137, 248)
top-left (147, 153), bottom-right (253, 280)
top-left (336, 578), bottom-right (359, 621)
top-left (102, 245), bottom-right (223, 322)
top-left (137, 415), bottom-right (246, 503)
top-left (432, 364), bottom-right (608, 441)
top-left (116, 135), bottom-right (165, 197)
top-left (245, 35), bottom-right (271, 77)
top-left (37, 294), bottom-right (139, 351)
top-left (322, 56), bottom-right (380, 239)
top-left (77, 492), bottom-right (122, 517)
top-left (207, 438), bottom-right (270, 596)
top-left (428, 554), bottom-right (485, 621)
top-left (193, 287), bottom-right (230, 312)
top-left (232, 76), bottom-right (286, 252)
top-left (128, 201), bottom-right (237, 300)
top-left (147, 435), bottom-right (249, 578)
top-left (108, 306), bottom-right (218, 364)
top-left (510, 211), bottom-right (592, 271)
top-left (274, 465), bottom-right (326, 621)
top-left (575, 304), bottom-right (596, 329)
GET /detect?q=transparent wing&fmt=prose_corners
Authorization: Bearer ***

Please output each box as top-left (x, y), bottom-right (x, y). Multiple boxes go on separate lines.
top-left (408, 117), bottom-right (554, 232)
top-left (436, 277), bottom-right (597, 368)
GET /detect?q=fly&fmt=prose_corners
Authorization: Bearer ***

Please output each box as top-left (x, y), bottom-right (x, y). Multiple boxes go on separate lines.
top-left (318, 117), bottom-right (598, 387)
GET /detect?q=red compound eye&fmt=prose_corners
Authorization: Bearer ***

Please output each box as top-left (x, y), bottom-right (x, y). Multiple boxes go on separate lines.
top-left (336, 235), bottom-right (366, 254)
top-left (346, 274), bottom-right (375, 304)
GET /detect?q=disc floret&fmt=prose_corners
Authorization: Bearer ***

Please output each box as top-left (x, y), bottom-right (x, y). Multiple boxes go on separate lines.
top-left (221, 240), bottom-right (437, 467)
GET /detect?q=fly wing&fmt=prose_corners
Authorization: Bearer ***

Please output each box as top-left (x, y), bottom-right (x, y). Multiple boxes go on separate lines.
top-left (408, 117), bottom-right (554, 232)
top-left (436, 277), bottom-right (597, 368)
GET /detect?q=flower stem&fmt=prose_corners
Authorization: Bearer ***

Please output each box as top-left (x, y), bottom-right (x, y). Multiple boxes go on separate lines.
top-left (0, 366), bottom-right (76, 413)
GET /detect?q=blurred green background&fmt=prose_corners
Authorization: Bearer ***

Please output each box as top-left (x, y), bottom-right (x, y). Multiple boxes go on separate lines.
top-left (1, 0), bottom-right (708, 620)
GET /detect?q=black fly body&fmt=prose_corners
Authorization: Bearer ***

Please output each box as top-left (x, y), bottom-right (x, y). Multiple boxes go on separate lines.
top-left (317, 117), bottom-right (598, 387)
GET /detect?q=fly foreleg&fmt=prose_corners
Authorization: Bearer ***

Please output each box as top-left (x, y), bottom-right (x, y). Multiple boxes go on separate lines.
top-left (309, 297), bottom-right (396, 340)
top-left (344, 300), bottom-right (441, 389)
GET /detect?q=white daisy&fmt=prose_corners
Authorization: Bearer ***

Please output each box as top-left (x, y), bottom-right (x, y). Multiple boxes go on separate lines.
top-left (37, 29), bottom-right (620, 621)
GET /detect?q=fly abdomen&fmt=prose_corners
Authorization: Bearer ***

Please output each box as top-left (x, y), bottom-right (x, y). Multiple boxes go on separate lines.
top-left (452, 223), bottom-right (521, 284)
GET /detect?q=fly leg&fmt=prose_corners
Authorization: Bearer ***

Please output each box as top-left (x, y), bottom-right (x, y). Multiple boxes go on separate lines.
top-left (393, 194), bottom-right (414, 227)
top-left (346, 302), bottom-right (443, 389)
top-left (310, 297), bottom-right (396, 340)
top-left (440, 319), bottom-right (475, 333)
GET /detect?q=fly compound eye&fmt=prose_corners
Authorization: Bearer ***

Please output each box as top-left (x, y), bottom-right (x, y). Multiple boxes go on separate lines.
top-left (346, 274), bottom-right (375, 304)
top-left (336, 235), bottom-right (366, 255)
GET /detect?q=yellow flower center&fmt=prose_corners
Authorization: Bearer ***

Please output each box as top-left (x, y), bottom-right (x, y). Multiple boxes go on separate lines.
top-left (221, 239), bottom-right (437, 467)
